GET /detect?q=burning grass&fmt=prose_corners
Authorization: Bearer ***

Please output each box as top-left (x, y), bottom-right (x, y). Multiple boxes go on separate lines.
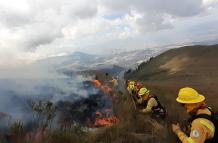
top-left (85, 95), bottom-right (173, 143)
top-left (0, 75), bottom-right (179, 143)
top-left (0, 89), bottom-right (177, 143)
top-left (92, 112), bottom-right (119, 128)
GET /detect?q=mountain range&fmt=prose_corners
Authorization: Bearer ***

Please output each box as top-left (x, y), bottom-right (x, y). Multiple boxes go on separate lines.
top-left (33, 48), bottom-right (167, 76)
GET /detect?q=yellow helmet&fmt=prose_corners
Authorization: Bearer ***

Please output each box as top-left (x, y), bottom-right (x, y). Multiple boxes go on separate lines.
top-left (129, 81), bottom-right (135, 85)
top-left (176, 87), bottom-right (205, 104)
top-left (128, 84), bottom-right (135, 90)
top-left (138, 87), bottom-right (150, 96)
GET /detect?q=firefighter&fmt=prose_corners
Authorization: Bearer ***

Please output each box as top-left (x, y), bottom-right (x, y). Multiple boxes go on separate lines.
top-left (172, 87), bottom-right (216, 143)
top-left (137, 87), bottom-right (166, 119)
top-left (127, 81), bottom-right (137, 95)
top-left (109, 76), bottom-right (118, 90)
top-left (127, 80), bottom-right (141, 102)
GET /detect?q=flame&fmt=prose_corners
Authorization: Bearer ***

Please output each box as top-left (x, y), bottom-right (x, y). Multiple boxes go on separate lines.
top-left (89, 80), bottom-right (119, 128)
top-left (93, 117), bottom-right (119, 127)
top-left (92, 111), bottom-right (119, 128)
top-left (91, 80), bottom-right (113, 95)
top-left (101, 85), bottom-right (113, 95)
top-left (91, 80), bottom-right (102, 88)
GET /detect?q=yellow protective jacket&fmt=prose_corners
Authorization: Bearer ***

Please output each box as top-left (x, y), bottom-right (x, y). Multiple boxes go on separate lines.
top-left (141, 97), bottom-right (158, 112)
top-left (176, 108), bottom-right (215, 143)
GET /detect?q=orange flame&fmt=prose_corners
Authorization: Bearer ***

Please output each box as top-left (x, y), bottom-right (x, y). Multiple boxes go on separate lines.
top-left (91, 80), bottom-right (102, 88)
top-left (101, 85), bottom-right (113, 95)
top-left (93, 117), bottom-right (119, 127)
top-left (93, 111), bottom-right (119, 127)
top-left (91, 80), bottom-right (113, 95)
top-left (89, 80), bottom-right (119, 128)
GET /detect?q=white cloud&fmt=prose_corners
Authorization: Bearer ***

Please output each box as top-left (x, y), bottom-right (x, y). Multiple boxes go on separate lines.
top-left (203, 0), bottom-right (218, 6)
top-left (0, 0), bottom-right (218, 68)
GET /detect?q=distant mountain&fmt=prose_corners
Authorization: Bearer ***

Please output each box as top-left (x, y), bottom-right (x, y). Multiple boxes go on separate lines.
top-left (33, 52), bottom-right (104, 70)
top-left (103, 48), bottom-right (167, 69)
top-left (190, 40), bottom-right (218, 46)
top-left (33, 48), bottom-right (166, 75)
top-left (97, 65), bottom-right (125, 75)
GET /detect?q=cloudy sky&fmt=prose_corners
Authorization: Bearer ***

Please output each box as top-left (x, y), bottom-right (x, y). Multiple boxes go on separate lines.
top-left (0, 0), bottom-right (218, 67)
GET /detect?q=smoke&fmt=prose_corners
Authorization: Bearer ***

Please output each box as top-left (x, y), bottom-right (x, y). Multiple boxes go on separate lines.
top-left (0, 63), bottom-right (98, 128)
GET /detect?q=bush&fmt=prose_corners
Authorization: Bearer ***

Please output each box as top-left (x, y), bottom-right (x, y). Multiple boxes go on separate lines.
top-left (10, 122), bottom-right (25, 135)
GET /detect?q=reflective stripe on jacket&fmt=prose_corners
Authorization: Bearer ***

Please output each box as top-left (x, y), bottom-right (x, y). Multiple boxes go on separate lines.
top-left (176, 108), bottom-right (215, 143)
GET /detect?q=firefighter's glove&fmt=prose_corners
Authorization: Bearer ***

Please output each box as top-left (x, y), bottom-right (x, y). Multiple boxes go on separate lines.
top-left (137, 98), bottom-right (143, 104)
top-left (172, 123), bottom-right (181, 134)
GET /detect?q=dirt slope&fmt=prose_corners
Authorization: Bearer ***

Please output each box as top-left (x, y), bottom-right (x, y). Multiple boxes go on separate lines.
top-left (126, 44), bottom-right (218, 122)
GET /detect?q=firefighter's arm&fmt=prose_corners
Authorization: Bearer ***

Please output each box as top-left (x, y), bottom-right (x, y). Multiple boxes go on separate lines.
top-left (173, 122), bottom-right (206, 143)
top-left (188, 121), bottom-right (208, 143)
top-left (141, 98), bottom-right (157, 112)
top-left (137, 98), bottom-right (143, 104)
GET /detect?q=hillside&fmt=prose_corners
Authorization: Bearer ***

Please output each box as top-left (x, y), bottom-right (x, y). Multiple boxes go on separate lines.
top-left (125, 44), bottom-right (218, 122)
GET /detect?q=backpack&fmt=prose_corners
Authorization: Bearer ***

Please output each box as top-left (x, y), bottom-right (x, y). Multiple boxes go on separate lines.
top-left (151, 96), bottom-right (167, 119)
top-left (188, 108), bottom-right (218, 143)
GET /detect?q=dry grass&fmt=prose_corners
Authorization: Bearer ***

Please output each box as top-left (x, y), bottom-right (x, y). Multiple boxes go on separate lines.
top-left (1, 94), bottom-right (175, 143)
top-left (124, 45), bottom-right (218, 142)
top-left (84, 95), bottom-right (175, 143)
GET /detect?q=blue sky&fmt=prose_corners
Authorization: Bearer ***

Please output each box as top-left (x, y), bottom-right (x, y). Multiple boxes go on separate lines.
top-left (0, 0), bottom-right (218, 67)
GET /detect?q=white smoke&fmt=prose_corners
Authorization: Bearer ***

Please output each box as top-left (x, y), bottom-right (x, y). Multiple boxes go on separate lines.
top-left (0, 64), bottom-right (97, 125)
